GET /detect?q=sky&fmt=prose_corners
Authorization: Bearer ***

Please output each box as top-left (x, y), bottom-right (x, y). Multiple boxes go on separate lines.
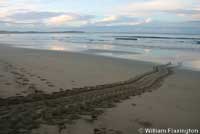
top-left (0, 0), bottom-right (200, 31)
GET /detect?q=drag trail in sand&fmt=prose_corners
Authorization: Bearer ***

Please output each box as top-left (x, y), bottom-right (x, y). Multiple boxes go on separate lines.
top-left (0, 60), bottom-right (173, 134)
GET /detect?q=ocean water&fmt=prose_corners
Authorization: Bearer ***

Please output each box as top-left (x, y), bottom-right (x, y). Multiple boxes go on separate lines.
top-left (0, 32), bottom-right (200, 71)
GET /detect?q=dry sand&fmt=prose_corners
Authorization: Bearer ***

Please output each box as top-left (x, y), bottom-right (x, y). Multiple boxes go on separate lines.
top-left (0, 45), bottom-right (200, 134)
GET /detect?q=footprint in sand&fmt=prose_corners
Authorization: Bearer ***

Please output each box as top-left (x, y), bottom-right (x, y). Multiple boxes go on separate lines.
top-left (48, 84), bottom-right (55, 87)
top-left (131, 103), bottom-right (136, 107)
top-left (59, 88), bottom-right (65, 92)
top-left (135, 119), bottom-right (152, 128)
top-left (16, 76), bottom-right (23, 80)
top-left (94, 128), bottom-right (123, 134)
top-left (23, 78), bottom-right (29, 82)
top-left (40, 78), bottom-right (47, 81)
top-left (32, 74), bottom-right (57, 88)
top-left (16, 93), bottom-right (22, 96)
top-left (30, 74), bottom-right (35, 77)
top-left (22, 82), bottom-right (28, 86)
top-left (28, 84), bottom-right (37, 90)
top-left (4, 82), bottom-right (11, 85)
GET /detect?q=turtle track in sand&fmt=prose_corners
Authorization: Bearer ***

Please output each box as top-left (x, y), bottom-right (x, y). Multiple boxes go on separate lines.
top-left (0, 63), bottom-right (174, 134)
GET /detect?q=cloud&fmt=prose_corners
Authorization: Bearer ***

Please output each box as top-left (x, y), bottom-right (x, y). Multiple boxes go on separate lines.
top-left (0, 11), bottom-right (94, 27)
top-left (171, 9), bottom-right (200, 15)
top-left (93, 15), bottom-right (152, 26)
top-left (0, 0), bottom-right (41, 20)
top-left (119, 0), bottom-right (186, 13)
top-left (0, 20), bottom-right (42, 25)
top-left (168, 9), bottom-right (200, 20)
top-left (0, 0), bottom-right (199, 29)
top-left (1, 11), bottom-right (152, 27)
top-left (46, 13), bottom-right (93, 26)
top-left (8, 11), bottom-right (63, 21)
top-left (0, 0), bottom-right (6, 3)
top-left (46, 14), bottom-right (75, 25)
top-left (0, 11), bottom-right (56, 26)
top-left (116, 0), bottom-right (200, 21)
top-left (97, 16), bottom-right (118, 23)
top-left (0, 12), bottom-right (8, 18)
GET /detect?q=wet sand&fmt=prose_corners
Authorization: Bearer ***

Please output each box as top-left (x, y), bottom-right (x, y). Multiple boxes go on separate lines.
top-left (0, 45), bottom-right (200, 134)
top-left (0, 45), bottom-right (154, 98)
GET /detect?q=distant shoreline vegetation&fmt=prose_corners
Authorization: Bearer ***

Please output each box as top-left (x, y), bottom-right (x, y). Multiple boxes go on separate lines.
top-left (0, 31), bottom-right (85, 34)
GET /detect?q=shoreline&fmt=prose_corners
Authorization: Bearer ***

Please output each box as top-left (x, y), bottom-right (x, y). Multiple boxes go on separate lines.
top-left (1, 43), bottom-right (200, 72)
top-left (0, 44), bottom-right (157, 65)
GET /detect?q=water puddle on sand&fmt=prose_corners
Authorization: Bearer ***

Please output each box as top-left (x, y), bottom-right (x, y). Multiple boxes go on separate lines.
top-left (182, 60), bottom-right (200, 71)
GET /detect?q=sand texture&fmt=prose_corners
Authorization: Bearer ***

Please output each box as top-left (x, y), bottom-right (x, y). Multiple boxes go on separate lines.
top-left (0, 58), bottom-right (173, 134)
top-left (0, 46), bottom-right (200, 134)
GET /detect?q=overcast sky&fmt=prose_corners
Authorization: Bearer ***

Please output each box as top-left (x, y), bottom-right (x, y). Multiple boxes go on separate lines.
top-left (0, 0), bottom-right (199, 31)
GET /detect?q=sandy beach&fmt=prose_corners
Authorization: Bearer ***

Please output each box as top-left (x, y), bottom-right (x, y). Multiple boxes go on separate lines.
top-left (0, 45), bottom-right (200, 134)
